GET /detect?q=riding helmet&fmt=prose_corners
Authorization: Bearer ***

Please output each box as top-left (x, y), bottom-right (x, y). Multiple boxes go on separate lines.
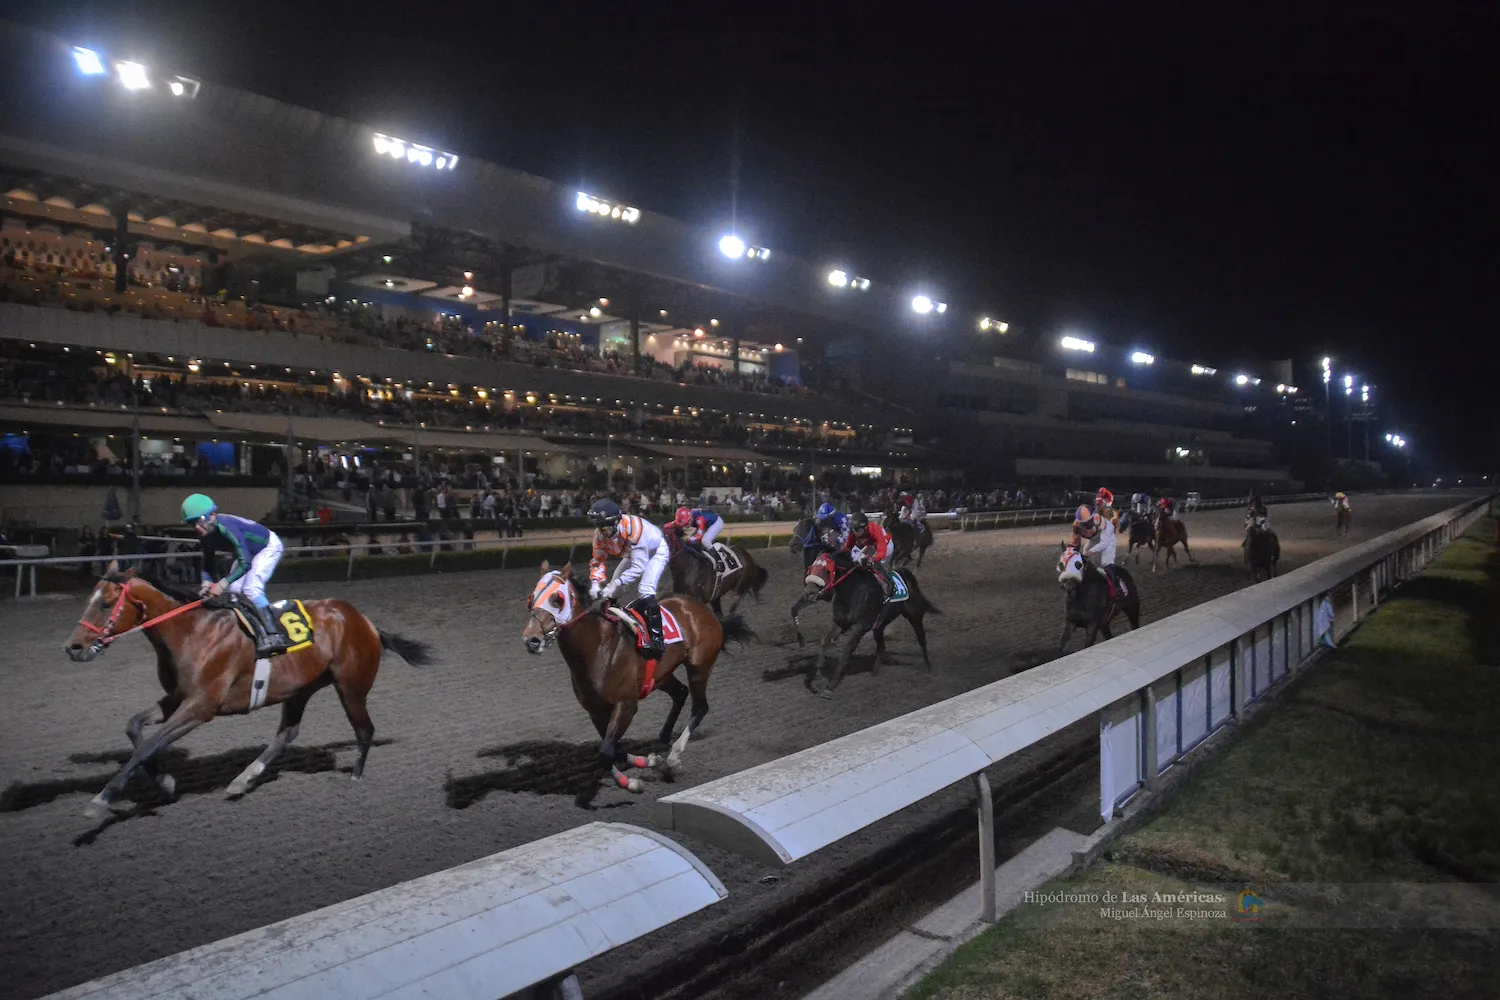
top-left (181, 493), bottom-right (217, 523)
top-left (1095, 487), bottom-right (1114, 506)
top-left (816, 501), bottom-right (837, 521)
top-left (848, 511), bottom-right (870, 531)
top-left (587, 499), bottom-right (623, 527)
top-left (674, 506), bottom-right (693, 527)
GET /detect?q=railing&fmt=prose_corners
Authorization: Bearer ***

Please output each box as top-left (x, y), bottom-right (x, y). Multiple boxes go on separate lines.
top-left (0, 520), bottom-right (806, 597)
top-left (40, 822), bottom-right (727, 1000)
top-left (949, 491), bottom-right (1328, 531)
top-left (653, 494), bottom-right (1491, 921)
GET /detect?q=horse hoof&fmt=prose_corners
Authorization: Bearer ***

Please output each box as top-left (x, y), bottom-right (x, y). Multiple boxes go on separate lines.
top-left (83, 797), bottom-right (111, 820)
top-left (226, 780), bottom-right (251, 799)
top-left (643, 753), bottom-right (664, 769)
top-left (157, 775), bottom-right (177, 800)
top-left (817, 688), bottom-right (833, 700)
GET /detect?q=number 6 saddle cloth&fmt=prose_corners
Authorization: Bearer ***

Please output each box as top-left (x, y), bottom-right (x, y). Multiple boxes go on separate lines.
top-left (231, 598), bottom-right (316, 655)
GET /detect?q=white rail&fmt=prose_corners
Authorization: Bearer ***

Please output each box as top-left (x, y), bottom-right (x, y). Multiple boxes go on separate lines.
top-left (654, 495), bottom-right (1490, 911)
top-left (41, 822), bottom-right (726, 1000)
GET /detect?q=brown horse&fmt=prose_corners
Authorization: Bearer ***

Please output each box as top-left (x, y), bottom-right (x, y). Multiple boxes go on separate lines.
top-left (1335, 503), bottom-right (1352, 536)
top-left (63, 564), bottom-right (430, 819)
top-left (1149, 512), bottom-right (1194, 572)
top-left (521, 562), bottom-right (754, 805)
top-left (665, 527), bottom-right (769, 614)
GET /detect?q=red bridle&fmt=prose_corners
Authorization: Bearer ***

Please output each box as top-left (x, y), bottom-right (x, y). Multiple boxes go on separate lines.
top-left (77, 580), bottom-right (204, 652)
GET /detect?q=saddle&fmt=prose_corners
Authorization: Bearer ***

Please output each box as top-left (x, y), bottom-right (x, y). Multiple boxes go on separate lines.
top-left (230, 597), bottom-right (315, 655)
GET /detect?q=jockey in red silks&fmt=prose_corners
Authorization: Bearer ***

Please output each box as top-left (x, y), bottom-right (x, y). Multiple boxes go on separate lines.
top-left (841, 511), bottom-right (894, 597)
top-left (1157, 495), bottom-right (1178, 521)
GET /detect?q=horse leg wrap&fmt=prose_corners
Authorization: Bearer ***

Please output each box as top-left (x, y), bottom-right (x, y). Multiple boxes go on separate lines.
top-left (624, 754), bottom-right (651, 769)
top-left (612, 767), bottom-right (642, 793)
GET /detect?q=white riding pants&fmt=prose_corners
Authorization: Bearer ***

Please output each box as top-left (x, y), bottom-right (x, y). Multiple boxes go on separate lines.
top-left (699, 519), bottom-right (724, 549)
top-left (226, 531), bottom-right (283, 605)
top-left (611, 537), bottom-right (671, 600)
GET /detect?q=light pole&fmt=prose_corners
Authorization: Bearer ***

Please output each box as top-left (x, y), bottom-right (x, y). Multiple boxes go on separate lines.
top-left (1321, 357), bottom-right (1332, 468)
top-left (1343, 374), bottom-right (1355, 459)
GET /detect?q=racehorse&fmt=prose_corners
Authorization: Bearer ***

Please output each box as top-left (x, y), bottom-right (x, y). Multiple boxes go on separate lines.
top-left (1057, 545), bottom-right (1140, 650)
top-left (1119, 510), bottom-right (1154, 565)
top-left (521, 562), bottom-right (753, 805)
top-left (1245, 518), bottom-right (1281, 581)
top-left (790, 516), bottom-right (833, 569)
top-left (63, 564), bottom-right (430, 819)
top-left (790, 552), bottom-right (940, 696)
top-left (1335, 503), bottom-right (1352, 536)
top-left (883, 511), bottom-right (935, 569)
top-left (665, 526), bottom-right (768, 615)
top-left (1148, 511), bottom-right (1194, 572)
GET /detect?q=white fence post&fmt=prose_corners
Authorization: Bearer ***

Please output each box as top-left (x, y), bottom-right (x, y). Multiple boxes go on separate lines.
top-left (1141, 684), bottom-right (1160, 790)
top-left (976, 773), bottom-right (996, 922)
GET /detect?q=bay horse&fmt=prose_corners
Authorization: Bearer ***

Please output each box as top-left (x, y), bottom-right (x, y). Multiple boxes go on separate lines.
top-left (1335, 503), bottom-right (1352, 536)
top-left (1149, 511), bottom-right (1194, 572)
top-left (884, 512), bottom-right (935, 569)
top-left (665, 526), bottom-right (768, 614)
top-left (790, 552), bottom-right (940, 697)
top-left (1245, 518), bottom-right (1281, 581)
top-left (1057, 545), bottom-right (1141, 650)
top-left (63, 564), bottom-right (431, 819)
top-left (1119, 510), bottom-right (1154, 565)
top-left (521, 562), bottom-right (754, 805)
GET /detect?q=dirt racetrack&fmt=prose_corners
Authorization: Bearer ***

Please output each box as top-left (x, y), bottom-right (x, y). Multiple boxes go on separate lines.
top-left (0, 494), bottom-right (1459, 999)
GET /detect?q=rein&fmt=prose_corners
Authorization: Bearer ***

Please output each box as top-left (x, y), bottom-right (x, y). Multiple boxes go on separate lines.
top-left (78, 581), bottom-right (204, 650)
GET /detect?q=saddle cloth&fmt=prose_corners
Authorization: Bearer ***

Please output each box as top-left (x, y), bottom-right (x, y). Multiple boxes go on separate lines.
top-left (709, 542), bottom-right (743, 577)
top-left (231, 598), bottom-right (315, 655)
top-left (885, 571), bottom-right (910, 604)
top-left (606, 605), bottom-right (685, 648)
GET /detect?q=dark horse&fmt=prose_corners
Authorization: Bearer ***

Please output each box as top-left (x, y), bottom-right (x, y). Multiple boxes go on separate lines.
top-left (1245, 518), bottom-right (1281, 581)
top-left (790, 516), bottom-right (834, 569)
top-left (1057, 544), bottom-right (1141, 650)
top-left (790, 552), bottom-right (940, 696)
top-left (1335, 503), bottom-right (1352, 536)
top-left (522, 562), bottom-right (754, 805)
top-left (883, 512), bottom-right (935, 568)
top-left (665, 526), bottom-right (768, 614)
top-left (64, 564), bottom-right (431, 819)
top-left (1149, 511), bottom-right (1194, 572)
top-left (1119, 510), bottom-right (1154, 565)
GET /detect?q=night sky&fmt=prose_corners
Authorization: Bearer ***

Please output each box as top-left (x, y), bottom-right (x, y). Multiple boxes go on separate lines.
top-left (6, 1), bottom-right (1496, 469)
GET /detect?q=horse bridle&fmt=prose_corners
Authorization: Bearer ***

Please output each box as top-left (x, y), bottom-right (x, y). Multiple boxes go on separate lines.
top-left (77, 580), bottom-right (203, 655)
top-left (528, 573), bottom-right (584, 648)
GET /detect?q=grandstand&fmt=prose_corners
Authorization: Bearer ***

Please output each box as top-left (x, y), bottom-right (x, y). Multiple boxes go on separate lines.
top-left (0, 19), bottom-right (1300, 532)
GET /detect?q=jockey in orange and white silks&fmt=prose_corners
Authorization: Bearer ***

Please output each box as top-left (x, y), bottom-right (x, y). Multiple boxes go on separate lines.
top-left (587, 499), bottom-right (669, 656)
top-left (1332, 491), bottom-right (1350, 511)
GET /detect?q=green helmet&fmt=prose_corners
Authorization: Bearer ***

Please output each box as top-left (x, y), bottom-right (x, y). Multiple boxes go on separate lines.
top-left (181, 493), bottom-right (217, 523)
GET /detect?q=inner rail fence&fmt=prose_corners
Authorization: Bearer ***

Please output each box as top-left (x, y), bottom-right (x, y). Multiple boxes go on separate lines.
top-left (32, 492), bottom-right (1491, 999)
top-left (3, 491), bottom-right (1349, 597)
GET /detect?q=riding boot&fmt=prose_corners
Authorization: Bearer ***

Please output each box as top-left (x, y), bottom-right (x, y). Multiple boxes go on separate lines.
top-left (633, 597), bottom-right (665, 659)
top-left (250, 601), bottom-right (291, 657)
top-left (874, 565), bottom-right (893, 599)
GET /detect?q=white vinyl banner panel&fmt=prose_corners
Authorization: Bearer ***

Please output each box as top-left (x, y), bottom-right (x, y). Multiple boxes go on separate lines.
top-left (1152, 675), bottom-right (1180, 772)
top-left (1208, 645), bottom-right (1234, 728)
top-left (1180, 658), bottom-right (1210, 751)
top-left (1270, 615), bottom-right (1287, 681)
top-left (1104, 694), bottom-right (1143, 808)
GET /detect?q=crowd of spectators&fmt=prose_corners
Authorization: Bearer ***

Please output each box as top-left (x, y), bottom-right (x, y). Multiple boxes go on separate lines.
top-left (2, 232), bottom-right (820, 400)
top-left (0, 344), bottom-right (893, 456)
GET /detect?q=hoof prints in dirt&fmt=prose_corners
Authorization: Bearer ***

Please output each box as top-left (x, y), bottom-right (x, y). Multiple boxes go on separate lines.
top-left (0, 739), bottom-right (394, 814)
top-left (762, 652), bottom-right (879, 685)
top-left (445, 738), bottom-right (662, 808)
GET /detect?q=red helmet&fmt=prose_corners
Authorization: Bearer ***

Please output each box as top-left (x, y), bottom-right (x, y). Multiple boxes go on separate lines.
top-left (1096, 488), bottom-right (1114, 505)
top-left (674, 506), bottom-right (693, 528)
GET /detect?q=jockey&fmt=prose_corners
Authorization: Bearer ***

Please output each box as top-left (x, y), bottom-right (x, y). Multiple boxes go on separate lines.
top-left (1156, 495), bottom-right (1178, 521)
top-left (1333, 491), bottom-right (1351, 510)
top-left (674, 506), bottom-right (724, 551)
top-left (841, 511), bottom-right (894, 597)
top-left (181, 492), bottom-right (288, 656)
top-left (1244, 492), bottom-right (1270, 544)
top-left (814, 501), bottom-right (850, 549)
top-left (1076, 489), bottom-right (1124, 597)
top-left (1131, 492), bottom-right (1150, 517)
top-left (587, 499), bottom-right (669, 657)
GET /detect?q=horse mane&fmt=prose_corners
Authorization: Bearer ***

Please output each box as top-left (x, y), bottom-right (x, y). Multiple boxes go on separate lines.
top-left (104, 567), bottom-right (200, 604)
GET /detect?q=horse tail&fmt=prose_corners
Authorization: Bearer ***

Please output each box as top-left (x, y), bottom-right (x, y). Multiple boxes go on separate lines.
top-left (901, 571), bottom-right (942, 615)
top-left (748, 563), bottom-right (769, 596)
top-left (379, 629), bottom-right (433, 666)
top-left (715, 612), bottom-right (758, 649)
